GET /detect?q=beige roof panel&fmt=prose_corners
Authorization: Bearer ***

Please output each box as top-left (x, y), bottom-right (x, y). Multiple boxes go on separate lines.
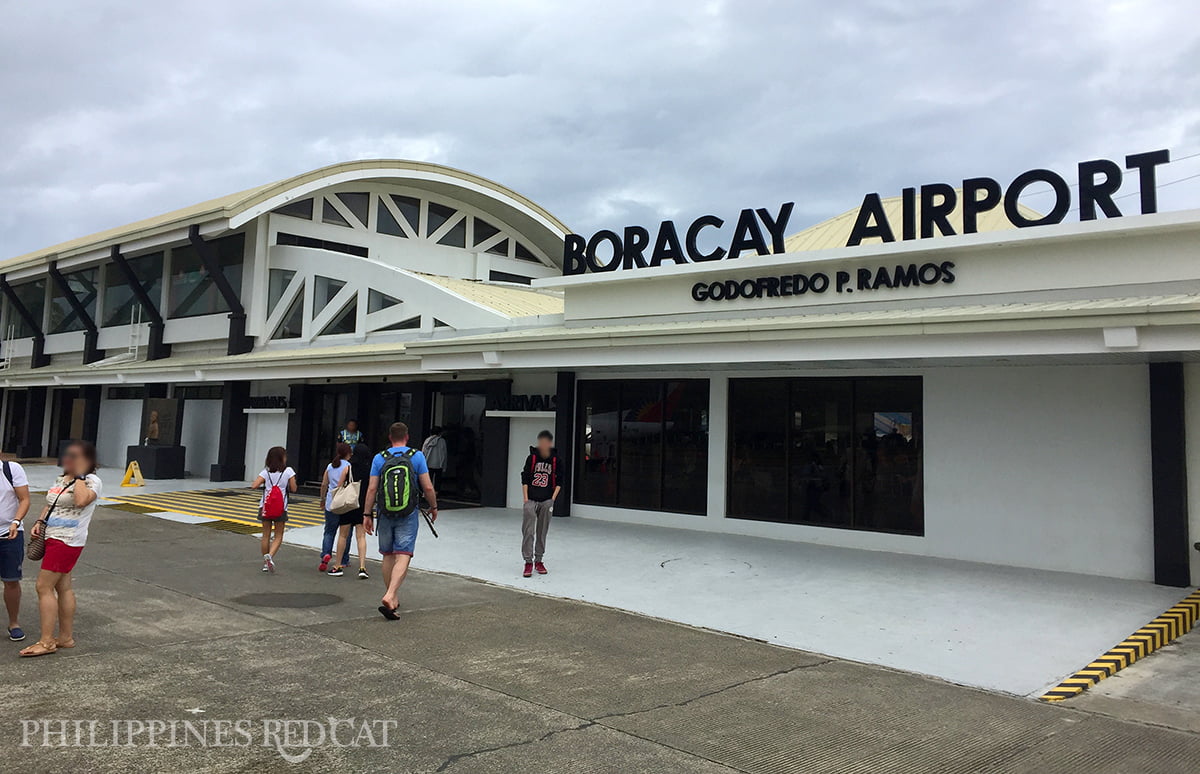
top-left (415, 273), bottom-right (564, 318)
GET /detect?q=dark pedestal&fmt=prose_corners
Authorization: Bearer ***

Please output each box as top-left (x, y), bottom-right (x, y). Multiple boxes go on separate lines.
top-left (209, 462), bottom-right (245, 482)
top-left (126, 445), bottom-right (186, 479)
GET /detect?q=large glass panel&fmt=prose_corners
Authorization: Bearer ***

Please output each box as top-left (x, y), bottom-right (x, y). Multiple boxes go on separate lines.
top-left (727, 377), bottom-right (923, 534)
top-left (313, 276), bottom-right (346, 316)
top-left (336, 192), bottom-right (369, 226)
top-left (321, 198), bottom-right (351, 227)
top-left (789, 380), bottom-right (853, 527)
top-left (271, 294), bottom-right (304, 340)
top-left (427, 202), bottom-right (456, 235)
top-left (273, 198), bottom-right (313, 220)
top-left (661, 381), bottom-right (709, 514)
top-left (485, 239), bottom-right (509, 257)
top-left (473, 218), bottom-right (500, 246)
top-left (367, 289), bottom-right (401, 313)
top-left (390, 195), bottom-right (421, 233)
top-left (102, 252), bottom-right (163, 327)
top-left (575, 381), bottom-right (620, 506)
top-left (727, 380), bottom-right (788, 520)
top-left (48, 267), bottom-right (99, 334)
top-left (853, 378), bottom-right (922, 534)
top-left (514, 242), bottom-right (540, 263)
top-left (618, 381), bottom-right (663, 509)
top-left (376, 200), bottom-right (408, 237)
top-left (168, 233), bottom-right (245, 318)
top-left (319, 297), bottom-right (357, 336)
top-left (436, 218), bottom-right (467, 248)
top-left (267, 269), bottom-right (296, 313)
top-left (8, 279), bottom-right (46, 338)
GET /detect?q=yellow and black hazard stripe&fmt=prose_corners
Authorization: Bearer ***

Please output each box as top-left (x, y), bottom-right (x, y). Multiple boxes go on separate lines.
top-left (106, 489), bottom-right (326, 529)
top-left (1040, 587), bottom-right (1200, 702)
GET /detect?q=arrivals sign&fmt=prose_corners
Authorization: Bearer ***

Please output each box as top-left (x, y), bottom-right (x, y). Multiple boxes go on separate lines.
top-left (561, 149), bottom-right (1172, 278)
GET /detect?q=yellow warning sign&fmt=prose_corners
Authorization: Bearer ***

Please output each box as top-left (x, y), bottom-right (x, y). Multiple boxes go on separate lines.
top-left (121, 460), bottom-right (145, 488)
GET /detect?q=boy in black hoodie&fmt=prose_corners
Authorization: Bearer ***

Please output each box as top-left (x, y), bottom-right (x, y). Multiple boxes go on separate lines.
top-left (520, 430), bottom-right (560, 577)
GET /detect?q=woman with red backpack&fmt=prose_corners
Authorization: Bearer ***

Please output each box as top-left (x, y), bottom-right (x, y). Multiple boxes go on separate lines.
top-left (250, 446), bottom-right (296, 573)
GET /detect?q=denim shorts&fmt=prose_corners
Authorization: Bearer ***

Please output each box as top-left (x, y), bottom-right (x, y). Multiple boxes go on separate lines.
top-left (0, 531), bottom-right (24, 582)
top-left (376, 511), bottom-right (419, 556)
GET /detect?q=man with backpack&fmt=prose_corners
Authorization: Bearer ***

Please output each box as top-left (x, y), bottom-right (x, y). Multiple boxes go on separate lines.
top-left (520, 430), bottom-right (561, 578)
top-left (0, 458), bottom-right (31, 641)
top-left (363, 422), bottom-right (437, 620)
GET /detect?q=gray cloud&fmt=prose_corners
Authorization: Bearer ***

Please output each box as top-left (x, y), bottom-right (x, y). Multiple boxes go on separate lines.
top-left (1, 0), bottom-right (1198, 256)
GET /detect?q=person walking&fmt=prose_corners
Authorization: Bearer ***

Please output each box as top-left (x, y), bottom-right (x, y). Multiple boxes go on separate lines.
top-left (250, 446), bottom-right (296, 573)
top-left (520, 430), bottom-right (561, 578)
top-left (329, 443), bottom-right (373, 579)
top-left (363, 422), bottom-right (437, 620)
top-left (19, 441), bottom-right (101, 657)
top-left (420, 426), bottom-right (447, 492)
top-left (318, 443), bottom-right (353, 573)
top-left (0, 456), bottom-right (31, 642)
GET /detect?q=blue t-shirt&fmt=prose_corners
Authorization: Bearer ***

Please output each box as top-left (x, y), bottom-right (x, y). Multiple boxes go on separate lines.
top-left (370, 447), bottom-right (430, 479)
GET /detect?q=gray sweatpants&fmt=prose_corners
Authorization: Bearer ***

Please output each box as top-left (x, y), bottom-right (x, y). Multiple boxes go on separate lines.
top-left (521, 499), bottom-right (553, 562)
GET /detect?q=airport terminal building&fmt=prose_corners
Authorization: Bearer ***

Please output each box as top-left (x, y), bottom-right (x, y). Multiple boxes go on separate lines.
top-left (2, 158), bottom-right (1198, 587)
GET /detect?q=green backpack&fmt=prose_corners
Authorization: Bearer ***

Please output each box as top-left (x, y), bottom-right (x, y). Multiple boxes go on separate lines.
top-left (379, 448), bottom-right (418, 517)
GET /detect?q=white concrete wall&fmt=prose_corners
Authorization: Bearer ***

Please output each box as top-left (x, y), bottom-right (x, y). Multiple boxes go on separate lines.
top-left (571, 364), bottom-right (1155, 581)
top-left (1186, 364), bottom-right (1200, 586)
top-left (506, 415), bottom-right (553, 509)
top-left (97, 398), bottom-right (142, 470)
top-left (923, 364), bottom-right (1153, 580)
top-left (245, 412), bottom-right (290, 481)
top-left (180, 400), bottom-right (222, 477)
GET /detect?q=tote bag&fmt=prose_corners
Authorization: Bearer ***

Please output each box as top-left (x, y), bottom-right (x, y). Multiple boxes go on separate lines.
top-left (330, 465), bottom-right (361, 514)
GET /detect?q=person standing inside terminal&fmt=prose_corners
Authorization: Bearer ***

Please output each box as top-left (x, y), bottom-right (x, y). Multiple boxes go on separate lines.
top-left (363, 422), bottom-right (437, 620)
top-left (421, 426), bottom-right (447, 491)
top-left (520, 430), bottom-right (561, 578)
top-left (318, 442), bottom-right (353, 573)
top-left (338, 420), bottom-right (363, 448)
top-left (250, 446), bottom-right (296, 573)
top-left (0, 457), bottom-right (31, 642)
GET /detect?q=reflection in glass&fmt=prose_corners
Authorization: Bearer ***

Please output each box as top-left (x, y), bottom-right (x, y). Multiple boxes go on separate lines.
top-left (168, 234), bottom-right (245, 318)
top-left (8, 279), bottom-right (46, 338)
top-left (103, 253), bottom-right (163, 327)
top-left (727, 377), bottom-right (923, 535)
top-left (49, 267), bottom-right (100, 334)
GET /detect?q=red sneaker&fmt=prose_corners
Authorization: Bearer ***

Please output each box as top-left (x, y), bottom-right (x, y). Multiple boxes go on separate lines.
top-left (534, 562), bottom-right (548, 575)
top-left (319, 554), bottom-right (331, 573)
top-left (522, 563), bottom-right (533, 578)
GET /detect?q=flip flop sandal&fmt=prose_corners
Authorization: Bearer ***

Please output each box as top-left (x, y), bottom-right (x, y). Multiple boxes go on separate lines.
top-left (377, 605), bottom-right (401, 621)
top-left (18, 641), bottom-right (58, 657)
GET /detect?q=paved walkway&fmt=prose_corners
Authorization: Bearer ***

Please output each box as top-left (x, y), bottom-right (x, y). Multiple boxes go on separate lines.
top-left (278, 506), bottom-right (1186, 697)
top-left (1, 506), bottom-right (1198, 773)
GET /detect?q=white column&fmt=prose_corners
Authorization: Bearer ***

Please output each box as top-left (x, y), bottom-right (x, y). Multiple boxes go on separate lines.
top-left (706, 374), bottom-right (729, 520)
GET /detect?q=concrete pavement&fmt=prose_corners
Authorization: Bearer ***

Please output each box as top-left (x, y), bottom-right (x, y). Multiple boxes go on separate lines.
top-left (0, 505), bottom-right (1197, 773)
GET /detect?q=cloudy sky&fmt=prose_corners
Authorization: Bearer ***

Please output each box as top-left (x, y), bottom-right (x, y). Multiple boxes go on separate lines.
top-left (1, 0), bottom-right (1198, 256)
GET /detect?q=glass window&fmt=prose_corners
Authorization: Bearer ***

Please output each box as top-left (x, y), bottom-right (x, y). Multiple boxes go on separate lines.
top-left (575, 379), bottom-right (709, 514)
top-left (368, 289), bottom-right (401, 313)
top-left (486, 239), bottom-right (509, 257)
top-left (103, 252), bottom-right (163, 327)
top-left (48, 267), bottom-right (99, 334)
top-left (336, 192), bottom-right (369, 226)
top-left (273, 198), bottom-right (313, 220)
top-left (727, 377), bottom-right (923, 534)
top-left (321, 198), bottom-right (351, 227)
top-left (276, 232), bottom-right (369, 257)
top-left (8, 279), bottom-right (46, 338)
top-left (473, 218), bottom-right (500, 246)
top-left (376, 201), bottom-right (408, 237)
top-left (272, 294), bottom-right (304, 340)
top-left (168, 233), bottom-right (245, 319)
top-left (390, 195), bottom-right (421, 234)
top-left (319, 297), bottom-right (357, 336)
top-left (436, 218), bottom-right (467, 248)
top-left (376, 316), bottom-right (421, 332)
top-left (313, 276), bottom-right (346, 316)
top-left (267, 269), bottom-right (296, 314)
top-left (514, 242), bottom-right (540, 263)
top-left (427, 202), bottom-right (456, 235)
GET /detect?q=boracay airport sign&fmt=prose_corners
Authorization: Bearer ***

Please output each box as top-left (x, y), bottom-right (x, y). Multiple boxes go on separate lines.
top-left (562, 149), bottom-right (1171, 276)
